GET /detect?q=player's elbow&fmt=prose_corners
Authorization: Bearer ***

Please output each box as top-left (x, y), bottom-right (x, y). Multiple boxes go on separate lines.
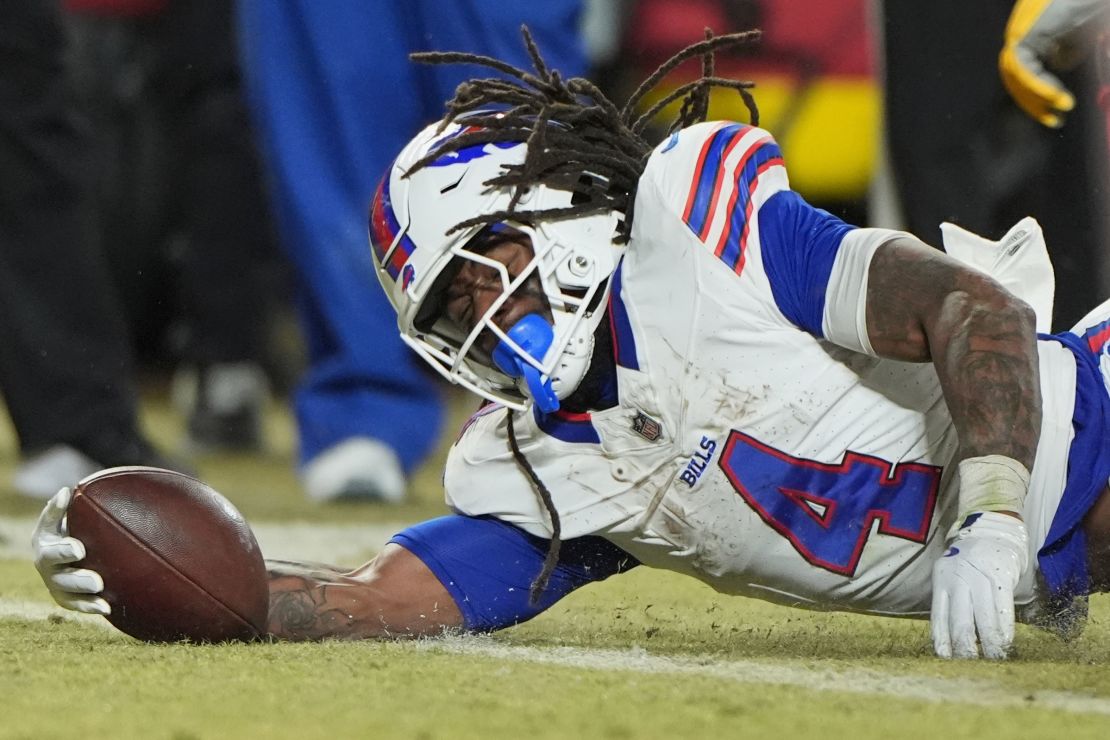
top-left (935, 274), bottom-right (1037, 348)
top-left (975, 272), bottom-right (1036, 327)
top-left (1007, 293), bottom-right (1038, 335)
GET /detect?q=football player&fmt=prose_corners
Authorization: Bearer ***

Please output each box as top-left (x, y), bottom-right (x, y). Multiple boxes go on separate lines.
top-left (34, 29), bottom-right (1110, 659)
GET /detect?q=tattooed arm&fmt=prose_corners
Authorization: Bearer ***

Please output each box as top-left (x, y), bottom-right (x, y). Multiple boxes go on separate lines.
top-left (865, 235), bottom-right (1041, 659)
top-left (865, 236), bottom-right (1041, 473)
top-left (265, 543), bottom-right (463, 640)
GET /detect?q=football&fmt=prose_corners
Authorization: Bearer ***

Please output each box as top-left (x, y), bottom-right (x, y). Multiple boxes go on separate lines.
top-left (66, 466), bottom-right (269, 642)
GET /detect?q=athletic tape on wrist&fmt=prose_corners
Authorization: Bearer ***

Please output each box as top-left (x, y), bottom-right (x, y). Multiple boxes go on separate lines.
top-left (951, 455), bottom-right (1030, 536)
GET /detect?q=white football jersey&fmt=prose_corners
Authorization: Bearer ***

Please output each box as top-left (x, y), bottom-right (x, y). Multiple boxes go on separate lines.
top-left (444, 122), bottom-right (1080, 618)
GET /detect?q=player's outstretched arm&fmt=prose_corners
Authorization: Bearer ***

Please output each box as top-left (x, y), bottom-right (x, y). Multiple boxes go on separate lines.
top-left (265, 544), bottom-right (464, 640)
top-left (866, 236), bottom-right (1040, 659)
top-left (32, 485), bottom-right (463, 641)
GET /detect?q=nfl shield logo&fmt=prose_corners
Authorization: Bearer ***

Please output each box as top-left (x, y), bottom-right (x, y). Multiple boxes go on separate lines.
top-left (631, 412), bottom-right (662, 442)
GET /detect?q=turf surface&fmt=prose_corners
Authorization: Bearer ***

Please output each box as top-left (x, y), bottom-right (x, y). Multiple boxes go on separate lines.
top-left (3, 391), bottom-right (1110, 738)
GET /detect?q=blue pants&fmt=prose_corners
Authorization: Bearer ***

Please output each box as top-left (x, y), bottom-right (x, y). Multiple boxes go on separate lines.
top-left (236, 0), bottom-right (585, 469)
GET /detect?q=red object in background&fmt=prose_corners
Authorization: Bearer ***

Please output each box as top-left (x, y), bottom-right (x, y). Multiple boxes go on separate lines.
top-left (64, 0), bottom-right (166, 17)
top-left (1100, 82), bottom-right (1110, 153)
top-left (627, 0), bottom-right (731, 56)
top-left (626, 0), bottom-right (873, 77)
top-left (1100, 34), bottom-right (1110, 153)
top-left (748, 0), bottom-right (871, 76)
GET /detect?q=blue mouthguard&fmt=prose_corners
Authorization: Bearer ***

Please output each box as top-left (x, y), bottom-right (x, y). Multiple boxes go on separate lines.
top-left (491, 314), bottom-right (560, 413)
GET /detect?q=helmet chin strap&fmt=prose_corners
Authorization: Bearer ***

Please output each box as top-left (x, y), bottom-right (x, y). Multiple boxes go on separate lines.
top-left (492, 314), bottom-right (560, 413)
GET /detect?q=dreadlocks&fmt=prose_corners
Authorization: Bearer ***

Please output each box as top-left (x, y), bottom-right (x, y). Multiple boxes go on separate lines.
top-left (406, 26), bottom-right (762, 604)
top-left (406, 25), bottom-right (761, 243)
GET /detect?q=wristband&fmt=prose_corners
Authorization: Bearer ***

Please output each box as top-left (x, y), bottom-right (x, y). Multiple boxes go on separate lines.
top-left (950, 455), bottom-right (1030, 537)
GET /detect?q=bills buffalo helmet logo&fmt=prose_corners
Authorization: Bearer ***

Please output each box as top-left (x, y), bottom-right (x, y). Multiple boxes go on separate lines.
top-left (369, 172), bottom-right (415, 282)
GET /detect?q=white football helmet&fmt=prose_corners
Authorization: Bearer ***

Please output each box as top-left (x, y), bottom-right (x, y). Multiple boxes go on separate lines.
top-left (369, 116), bottom-right (625, 411)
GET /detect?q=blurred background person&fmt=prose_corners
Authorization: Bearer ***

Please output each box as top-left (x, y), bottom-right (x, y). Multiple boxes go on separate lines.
top-left (12, 0), bottom-right (1106, 505)
top-left (880, 0), bottom-right (1110, 331)
top-left (62, 0), bottom-right (281, 455)
top-left (235, 0), bottom-right (588, 503)
top-left (0, 0), bottom-right (188, 498)
top-left (998, 0), bottom-right (1109, 131)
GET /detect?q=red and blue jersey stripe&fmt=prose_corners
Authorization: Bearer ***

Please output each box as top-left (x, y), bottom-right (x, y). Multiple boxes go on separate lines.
top-left (533, 407), bottom-right (601, 444)
top-left (369, 172), bottom-right (416, 282)
top-left (681, 124), bottom-right (784, 276)
top-left (457, 401), bottom-right (602, 446)
top-left (713, 139), bottom-right (784, 274)
top-left (607, 260), bottom-right (639, 371)
top-left (1082, 317), bottom-right (1110, 354)
top-left (455, 401), bottom-right (504, 445)
top-left (681, 123), bottom-right (748, 240)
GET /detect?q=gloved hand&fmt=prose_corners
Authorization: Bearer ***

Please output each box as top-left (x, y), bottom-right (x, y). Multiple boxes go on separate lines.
top-left (931, 512), bottom-right (1029, 659)
top-left (31, 486), bottom-right (110, 616)
top-left (999, 0), bottom-right (1108, 128)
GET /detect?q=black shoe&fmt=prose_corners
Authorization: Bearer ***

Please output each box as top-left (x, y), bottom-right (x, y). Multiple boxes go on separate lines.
top-left (78, 431), bottom-right (198, 479)
top-left (14, 434), bottom-right (197, 499)
top-left (174, 363), bottom-right (268, 453)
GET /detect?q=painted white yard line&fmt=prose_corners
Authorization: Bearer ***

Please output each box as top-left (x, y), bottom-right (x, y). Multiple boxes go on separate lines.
top-left (418, 635), bottom-right (1110, 717)
top-left (0, 516), bottom-right (401, 564)
top-left (5, 510), bottom-right (1110, 718)
top-left (9, 594), bottom-right (1107, 717)
top-left (0, 598), bottom-right (117, 632)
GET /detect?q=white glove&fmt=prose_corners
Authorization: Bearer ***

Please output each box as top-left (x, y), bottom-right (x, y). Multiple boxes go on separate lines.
top-left (931, 512), bottom-right (1028, 659)
top-left (999, 0), bottom-right (1108, 128)
top-left (31, 486), bottom-right (111, 616)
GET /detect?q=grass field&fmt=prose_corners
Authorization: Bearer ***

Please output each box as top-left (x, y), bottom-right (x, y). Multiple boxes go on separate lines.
top-left (2, 390), bottom-right (1110, 738)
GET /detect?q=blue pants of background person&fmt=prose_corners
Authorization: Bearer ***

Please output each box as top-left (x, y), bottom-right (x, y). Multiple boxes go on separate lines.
top-left (236, 1), bottom-right (584, 479)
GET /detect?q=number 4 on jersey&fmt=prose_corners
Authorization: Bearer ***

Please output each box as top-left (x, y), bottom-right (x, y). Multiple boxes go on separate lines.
top-left (719, 431), bottom-right (940, 576)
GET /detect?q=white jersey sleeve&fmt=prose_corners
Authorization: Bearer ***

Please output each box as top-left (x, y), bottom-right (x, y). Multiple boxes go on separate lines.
top-left (813, 217), bottom-right (1057, 354)
top-left (637, 123), bottom-right (1057, 356)
top-left (821, 228), bottom-right (910, 355)
top-left (635, 121), bottom-right (899, 350)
